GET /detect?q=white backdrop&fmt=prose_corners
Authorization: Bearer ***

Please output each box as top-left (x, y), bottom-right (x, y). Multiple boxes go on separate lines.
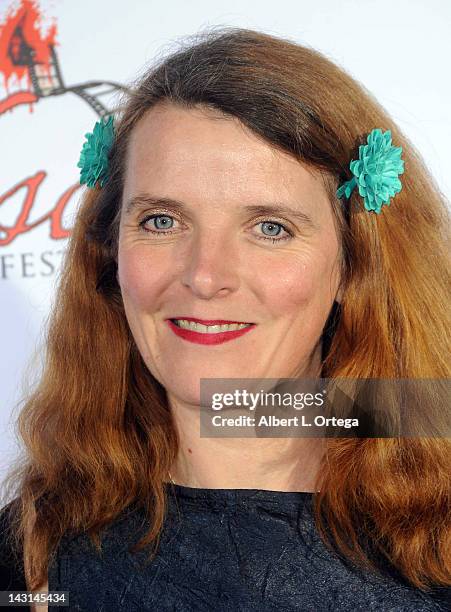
top-left (1, 0), bottom-right (450, 487)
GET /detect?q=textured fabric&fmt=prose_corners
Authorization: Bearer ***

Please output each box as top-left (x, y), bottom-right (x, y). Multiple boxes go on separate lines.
top-left (42, 484), bottom-right (450, 611)
top-left (0, 500), bottom-right (30, 612)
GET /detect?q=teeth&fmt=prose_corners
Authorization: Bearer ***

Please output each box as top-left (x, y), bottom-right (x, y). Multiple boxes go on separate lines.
top-left (174, 320), bottom-right (251, 333)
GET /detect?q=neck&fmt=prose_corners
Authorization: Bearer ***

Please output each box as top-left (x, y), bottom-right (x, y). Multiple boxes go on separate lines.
top-left (167, 393), bottom-right (325, 492)
top-left (167, 345), bottom-right (326, 492)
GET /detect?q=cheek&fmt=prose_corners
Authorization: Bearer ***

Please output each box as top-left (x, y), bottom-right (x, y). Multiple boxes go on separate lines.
top-left (251, 245), bottom-right (339, 318)
top-left (252, 256), bottom-right (315, 314)
top-left (117, 248), bottom-right (171, 308)
top-left (283, 261), bottom-right (315, 304)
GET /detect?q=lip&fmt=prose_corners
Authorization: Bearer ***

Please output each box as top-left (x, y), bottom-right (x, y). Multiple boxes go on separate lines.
top-left (166, 319), bottom-right (256, 345)
top-left (167, 317), bottom-right (254, 325)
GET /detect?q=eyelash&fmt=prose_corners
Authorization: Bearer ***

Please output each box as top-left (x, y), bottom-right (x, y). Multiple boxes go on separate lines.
top-left (137, 214), bottom-right (293, 244)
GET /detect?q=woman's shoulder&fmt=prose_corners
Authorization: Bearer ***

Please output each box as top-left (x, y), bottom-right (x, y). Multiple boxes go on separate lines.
top-left (0, 498), bottom-right (27, 590)
top-left (425, 586), bottom-right (451, 612)
top-left (349, 552), bottom-right (451, 612)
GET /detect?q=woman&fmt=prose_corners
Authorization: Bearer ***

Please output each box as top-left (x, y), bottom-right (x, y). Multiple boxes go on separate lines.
top-left (1, 27), bottom-right (450, 611)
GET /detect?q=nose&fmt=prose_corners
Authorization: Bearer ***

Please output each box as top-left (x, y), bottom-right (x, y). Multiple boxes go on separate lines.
top-left (181, 232), bottom-right (241, 299)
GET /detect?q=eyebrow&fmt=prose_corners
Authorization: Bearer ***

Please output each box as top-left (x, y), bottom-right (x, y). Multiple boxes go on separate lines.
top-left (124, 194), bottom-right (318, 229)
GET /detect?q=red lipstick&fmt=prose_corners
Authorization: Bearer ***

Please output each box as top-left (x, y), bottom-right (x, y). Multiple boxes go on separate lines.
top-left (166, 318), bottom-right (256, 345)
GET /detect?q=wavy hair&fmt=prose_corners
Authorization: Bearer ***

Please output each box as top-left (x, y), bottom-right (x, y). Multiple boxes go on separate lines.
top-left (2, 27), bottom-right (450, 591)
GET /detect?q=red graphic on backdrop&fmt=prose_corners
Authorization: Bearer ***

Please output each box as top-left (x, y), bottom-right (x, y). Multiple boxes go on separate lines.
top-left (0, 0), bottom-right (127, 116)
top-left (0, 0), bottom-right (129, 248)
top-left (0, 0), bottom-right (56, 113)
top-left (0, 173), bottom-right (81, 246)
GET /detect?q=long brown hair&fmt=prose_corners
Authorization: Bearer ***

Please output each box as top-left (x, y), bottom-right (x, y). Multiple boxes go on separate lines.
top-left (2, 27), bottom-right (450, 591)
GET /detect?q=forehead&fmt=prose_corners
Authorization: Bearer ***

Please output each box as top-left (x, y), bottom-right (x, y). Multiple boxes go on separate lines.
top-left (123, 103), bottom-right (330, 218)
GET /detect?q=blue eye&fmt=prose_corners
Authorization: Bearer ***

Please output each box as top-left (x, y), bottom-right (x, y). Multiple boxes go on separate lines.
top-left (256, 221), bottom-right (292, 243)
top-left (139, 214), bottom-right (176, 233)
top-left (153, 215), bottom-right (173, 230)
top-left (138, 214), bottom-right (293, 244)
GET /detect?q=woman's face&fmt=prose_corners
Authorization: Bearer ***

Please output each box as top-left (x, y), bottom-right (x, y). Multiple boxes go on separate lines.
top-left (117, 103), bottom-right (342, 406)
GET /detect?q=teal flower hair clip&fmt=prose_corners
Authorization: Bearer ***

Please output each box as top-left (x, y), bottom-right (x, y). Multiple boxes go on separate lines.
top-left (77, 115), bottom-right (115, 188)
top-left (336, 128), bottom-right (405, 214)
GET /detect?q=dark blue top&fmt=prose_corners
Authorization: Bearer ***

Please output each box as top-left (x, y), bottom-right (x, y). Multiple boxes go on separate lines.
top-left (2, 484), bottom-right (450, 611)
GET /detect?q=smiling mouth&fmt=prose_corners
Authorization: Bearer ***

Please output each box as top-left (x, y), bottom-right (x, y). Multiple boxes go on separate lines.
top-left (170, 319), bottom-right (254, 333)
top-left (166, 318), bottom-right (256, 345)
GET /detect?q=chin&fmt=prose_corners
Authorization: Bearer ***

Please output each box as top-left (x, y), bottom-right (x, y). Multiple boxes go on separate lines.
top-left (161, 366), bottom-right (238, 406)
top-left (163, 381), bottom-right (203, 408)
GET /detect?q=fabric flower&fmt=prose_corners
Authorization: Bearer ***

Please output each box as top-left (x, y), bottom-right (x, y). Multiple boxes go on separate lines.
top-left (77, 115), bottom-right (115, 188)
top-left (336, 128), bottom-right (405, 214)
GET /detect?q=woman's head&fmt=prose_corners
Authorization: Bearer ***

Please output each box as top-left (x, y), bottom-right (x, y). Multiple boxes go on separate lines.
top-left (4, 27), bottom-right (450, 591)
top-left (90, 27), bottom-right (449, 382)
top-left (117, 101), bottom-right (343, 405)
